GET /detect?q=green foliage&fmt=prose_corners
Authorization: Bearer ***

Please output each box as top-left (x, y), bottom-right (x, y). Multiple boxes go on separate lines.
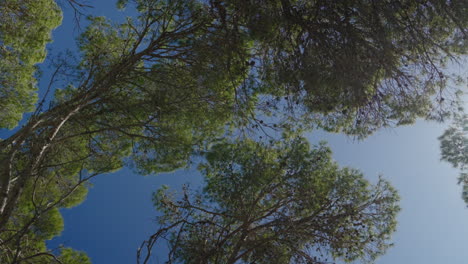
top-left (0, 154), bottom-right (91, 263)
top-left (219, 0), bottom-right (467, 136)
top-left (0, 0), bottom-right (62, 128)
top-left (106, 0), bottom-right (468, 138)
top-left (440, 115), bottom-right (468, 169)
top-left (1, 2), bottom-right (241, 260)
top-left (57, 247), bottom-right (92, 264)
top-left (146, 138), bottom-right (400, 263)
top-left (439, 114), bottom-right (468, 203)
top-left (59, 0), bottom-right (248, 174)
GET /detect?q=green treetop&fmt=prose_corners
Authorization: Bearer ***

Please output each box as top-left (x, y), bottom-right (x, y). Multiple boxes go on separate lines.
top-left (140, 138), bottom-right (400, 264)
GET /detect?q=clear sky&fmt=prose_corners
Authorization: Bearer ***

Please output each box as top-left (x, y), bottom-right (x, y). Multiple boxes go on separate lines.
top-left (19, 1), bottom-right (468, 263)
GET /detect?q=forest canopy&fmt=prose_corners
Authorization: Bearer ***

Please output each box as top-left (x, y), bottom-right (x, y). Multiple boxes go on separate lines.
top-left (0, 0), bottom-right (466, 263)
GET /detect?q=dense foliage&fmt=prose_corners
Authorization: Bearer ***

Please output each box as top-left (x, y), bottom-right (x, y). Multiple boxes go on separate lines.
top-left (0, 0), bottom-right (62, 128)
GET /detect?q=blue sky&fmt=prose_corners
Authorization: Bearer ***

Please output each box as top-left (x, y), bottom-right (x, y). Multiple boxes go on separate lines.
top-left (12, 1), bottom-right (468, 263)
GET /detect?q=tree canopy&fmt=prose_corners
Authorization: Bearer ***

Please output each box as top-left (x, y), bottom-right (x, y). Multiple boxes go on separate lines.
top-left (204, 0), bottom-right (467, 135)
top-left (0, 0), bottom-right (62, 128)
top-left (0, 0), bottom-right (466, 263)
top-left (439, 114), bottom-right (468, 203)
top-left (139, 138), bottom-right (400, 264)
